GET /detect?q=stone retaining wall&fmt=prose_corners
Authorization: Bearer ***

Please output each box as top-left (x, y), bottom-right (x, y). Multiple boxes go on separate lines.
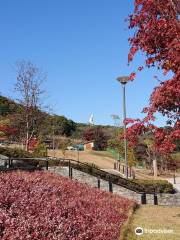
top-left (47, 166), bottom-right (180, 206)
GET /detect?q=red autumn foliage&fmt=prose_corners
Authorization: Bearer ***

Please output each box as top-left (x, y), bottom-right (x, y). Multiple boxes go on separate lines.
top-left (128, 0), bottom-right (180, 73)
top-left (0, 171), bottom-right (135, 240)
top-left (125, 120), bottom-right (148, 147)
top-left (125, 119), bottom-right (177, 155)
top-left (0, 125), bottom-right (16, 136)
top-left (149, 76), bottom-right (180, 119)
top-left (154, 128), bottom-right (177, 154)
top-left (128, 72), bottom-right (136, 81)
top-left (126, 0), bottom-right (180, 154)
top-left (28, 138), bottom-right (38, 151)
top-left (83, 127), bottom-right (108, 150)
top-left (124, 118), bottom-right (138, 125)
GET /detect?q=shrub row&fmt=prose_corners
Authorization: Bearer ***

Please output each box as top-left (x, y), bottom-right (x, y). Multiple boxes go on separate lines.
top-left (61, 160), bottom-right (175, 194)
top-left (0, 149), bottom-right (175, 194)
top-left (38, 159), bottom-right (175, 193)
top-left (0, 171), bottom-right (135, 240)
top-left (0, 147), bottom-right (39, 167)
top-left (0, 147), bottom-right (33, 158)
top-left (0, 146), bottom-right (47, 158)
top-left (133, 179), bottom-right (175, 194)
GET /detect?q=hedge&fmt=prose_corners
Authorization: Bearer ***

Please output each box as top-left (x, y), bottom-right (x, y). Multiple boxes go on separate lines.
top-left (52, 160), bottom-right (175, 194)
top-left (0, 147), bottom-right (33, 158)
top-left (0, 147), bottom-right (38, 167)
top-left (133, 179), bottom-right (175, 194)
top-left (0, 148), bottom-right (175, 194)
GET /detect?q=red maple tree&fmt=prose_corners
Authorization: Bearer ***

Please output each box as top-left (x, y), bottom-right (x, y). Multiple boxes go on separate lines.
top-left (126, 0), bottom-right (180, 155)
top-left (0, 125), bottom-right (16, 137)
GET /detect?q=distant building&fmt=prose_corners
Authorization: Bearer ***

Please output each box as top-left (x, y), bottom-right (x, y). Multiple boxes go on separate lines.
top-left (83, 141), bottom-right (95, 151)
top-left (74, 144), bottom-right (84, 151)
top-left (0, 137), bottom-right (7, 145)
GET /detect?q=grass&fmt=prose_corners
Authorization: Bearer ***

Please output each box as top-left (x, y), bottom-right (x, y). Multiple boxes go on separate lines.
top-left (171, 152), bottom-right (180, 161)
top-left (123, 205), bottom-right (180, 240)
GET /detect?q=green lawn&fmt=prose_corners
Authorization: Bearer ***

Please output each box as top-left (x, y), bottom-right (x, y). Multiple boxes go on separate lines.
top-left (123, 205), bottom-right (180, 240)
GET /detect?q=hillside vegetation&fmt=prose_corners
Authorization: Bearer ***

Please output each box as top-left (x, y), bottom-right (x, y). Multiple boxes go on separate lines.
top-left (0, 95), bottom-right (115, 140)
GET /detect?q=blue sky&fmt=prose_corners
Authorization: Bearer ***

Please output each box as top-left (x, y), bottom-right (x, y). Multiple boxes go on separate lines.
top-left (0, 0), bottom-right (167, 126)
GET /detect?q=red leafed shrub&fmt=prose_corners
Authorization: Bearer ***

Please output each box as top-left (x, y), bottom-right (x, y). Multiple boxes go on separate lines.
top-left (0, 125), bottom-right (16, 136)
top-left (0, 171), bottom-right (135, 240)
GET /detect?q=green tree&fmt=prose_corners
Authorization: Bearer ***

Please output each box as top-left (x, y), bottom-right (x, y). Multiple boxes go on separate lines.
top-left (108, 129), bottom-right (137, 166)
top-left (53, 116), bottom-right (76, 137)
top-left (58, 139), bottom-right (71, 159)
top-left (33, 142), bottom-right (47, 157)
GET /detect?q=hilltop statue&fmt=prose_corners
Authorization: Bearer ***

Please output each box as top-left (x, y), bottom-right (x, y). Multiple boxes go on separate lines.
top-left (89, 114), bottom-right (94, 126)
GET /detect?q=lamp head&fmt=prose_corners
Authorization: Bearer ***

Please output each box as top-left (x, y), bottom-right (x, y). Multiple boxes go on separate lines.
top-left (116, 76), bottom-right (129, 85)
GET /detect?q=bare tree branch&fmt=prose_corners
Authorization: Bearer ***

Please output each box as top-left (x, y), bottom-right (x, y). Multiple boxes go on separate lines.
top-left (14, 60), bottom-right (46, 151)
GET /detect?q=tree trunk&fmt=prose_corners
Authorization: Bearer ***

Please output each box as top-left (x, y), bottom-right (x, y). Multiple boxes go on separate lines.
top-left (25, 119), bottom-right (29, 151)
top-left (153, 158), bottom-right (158, 179)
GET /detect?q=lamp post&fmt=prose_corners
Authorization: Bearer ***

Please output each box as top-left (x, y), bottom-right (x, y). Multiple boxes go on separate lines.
top-left (77, 145), bottom-right (80, 162)
top-left (116, 76), bottom-right (130, 178)
top-left (52, 114), bottom-right (55, 158)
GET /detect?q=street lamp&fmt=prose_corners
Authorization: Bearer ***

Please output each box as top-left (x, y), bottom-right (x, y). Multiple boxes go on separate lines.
top-left (116, 76), bottom-right (130, 178)
top-left (52, 114), bottom-right (55, 158)
top-left (77, 144), bottom-right (80, 162)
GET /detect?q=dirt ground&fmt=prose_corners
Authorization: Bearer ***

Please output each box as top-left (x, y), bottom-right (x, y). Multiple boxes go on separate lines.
top-left (47, 150), bottom-right (180, 179)
top-left (48, 149), bottom-right (116, 169)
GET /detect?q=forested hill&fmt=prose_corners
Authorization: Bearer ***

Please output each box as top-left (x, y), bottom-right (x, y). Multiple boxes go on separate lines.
top-left (0, 95), bottom-right (115, 139)
top-left (0, 95), bottom-right (21, 115)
